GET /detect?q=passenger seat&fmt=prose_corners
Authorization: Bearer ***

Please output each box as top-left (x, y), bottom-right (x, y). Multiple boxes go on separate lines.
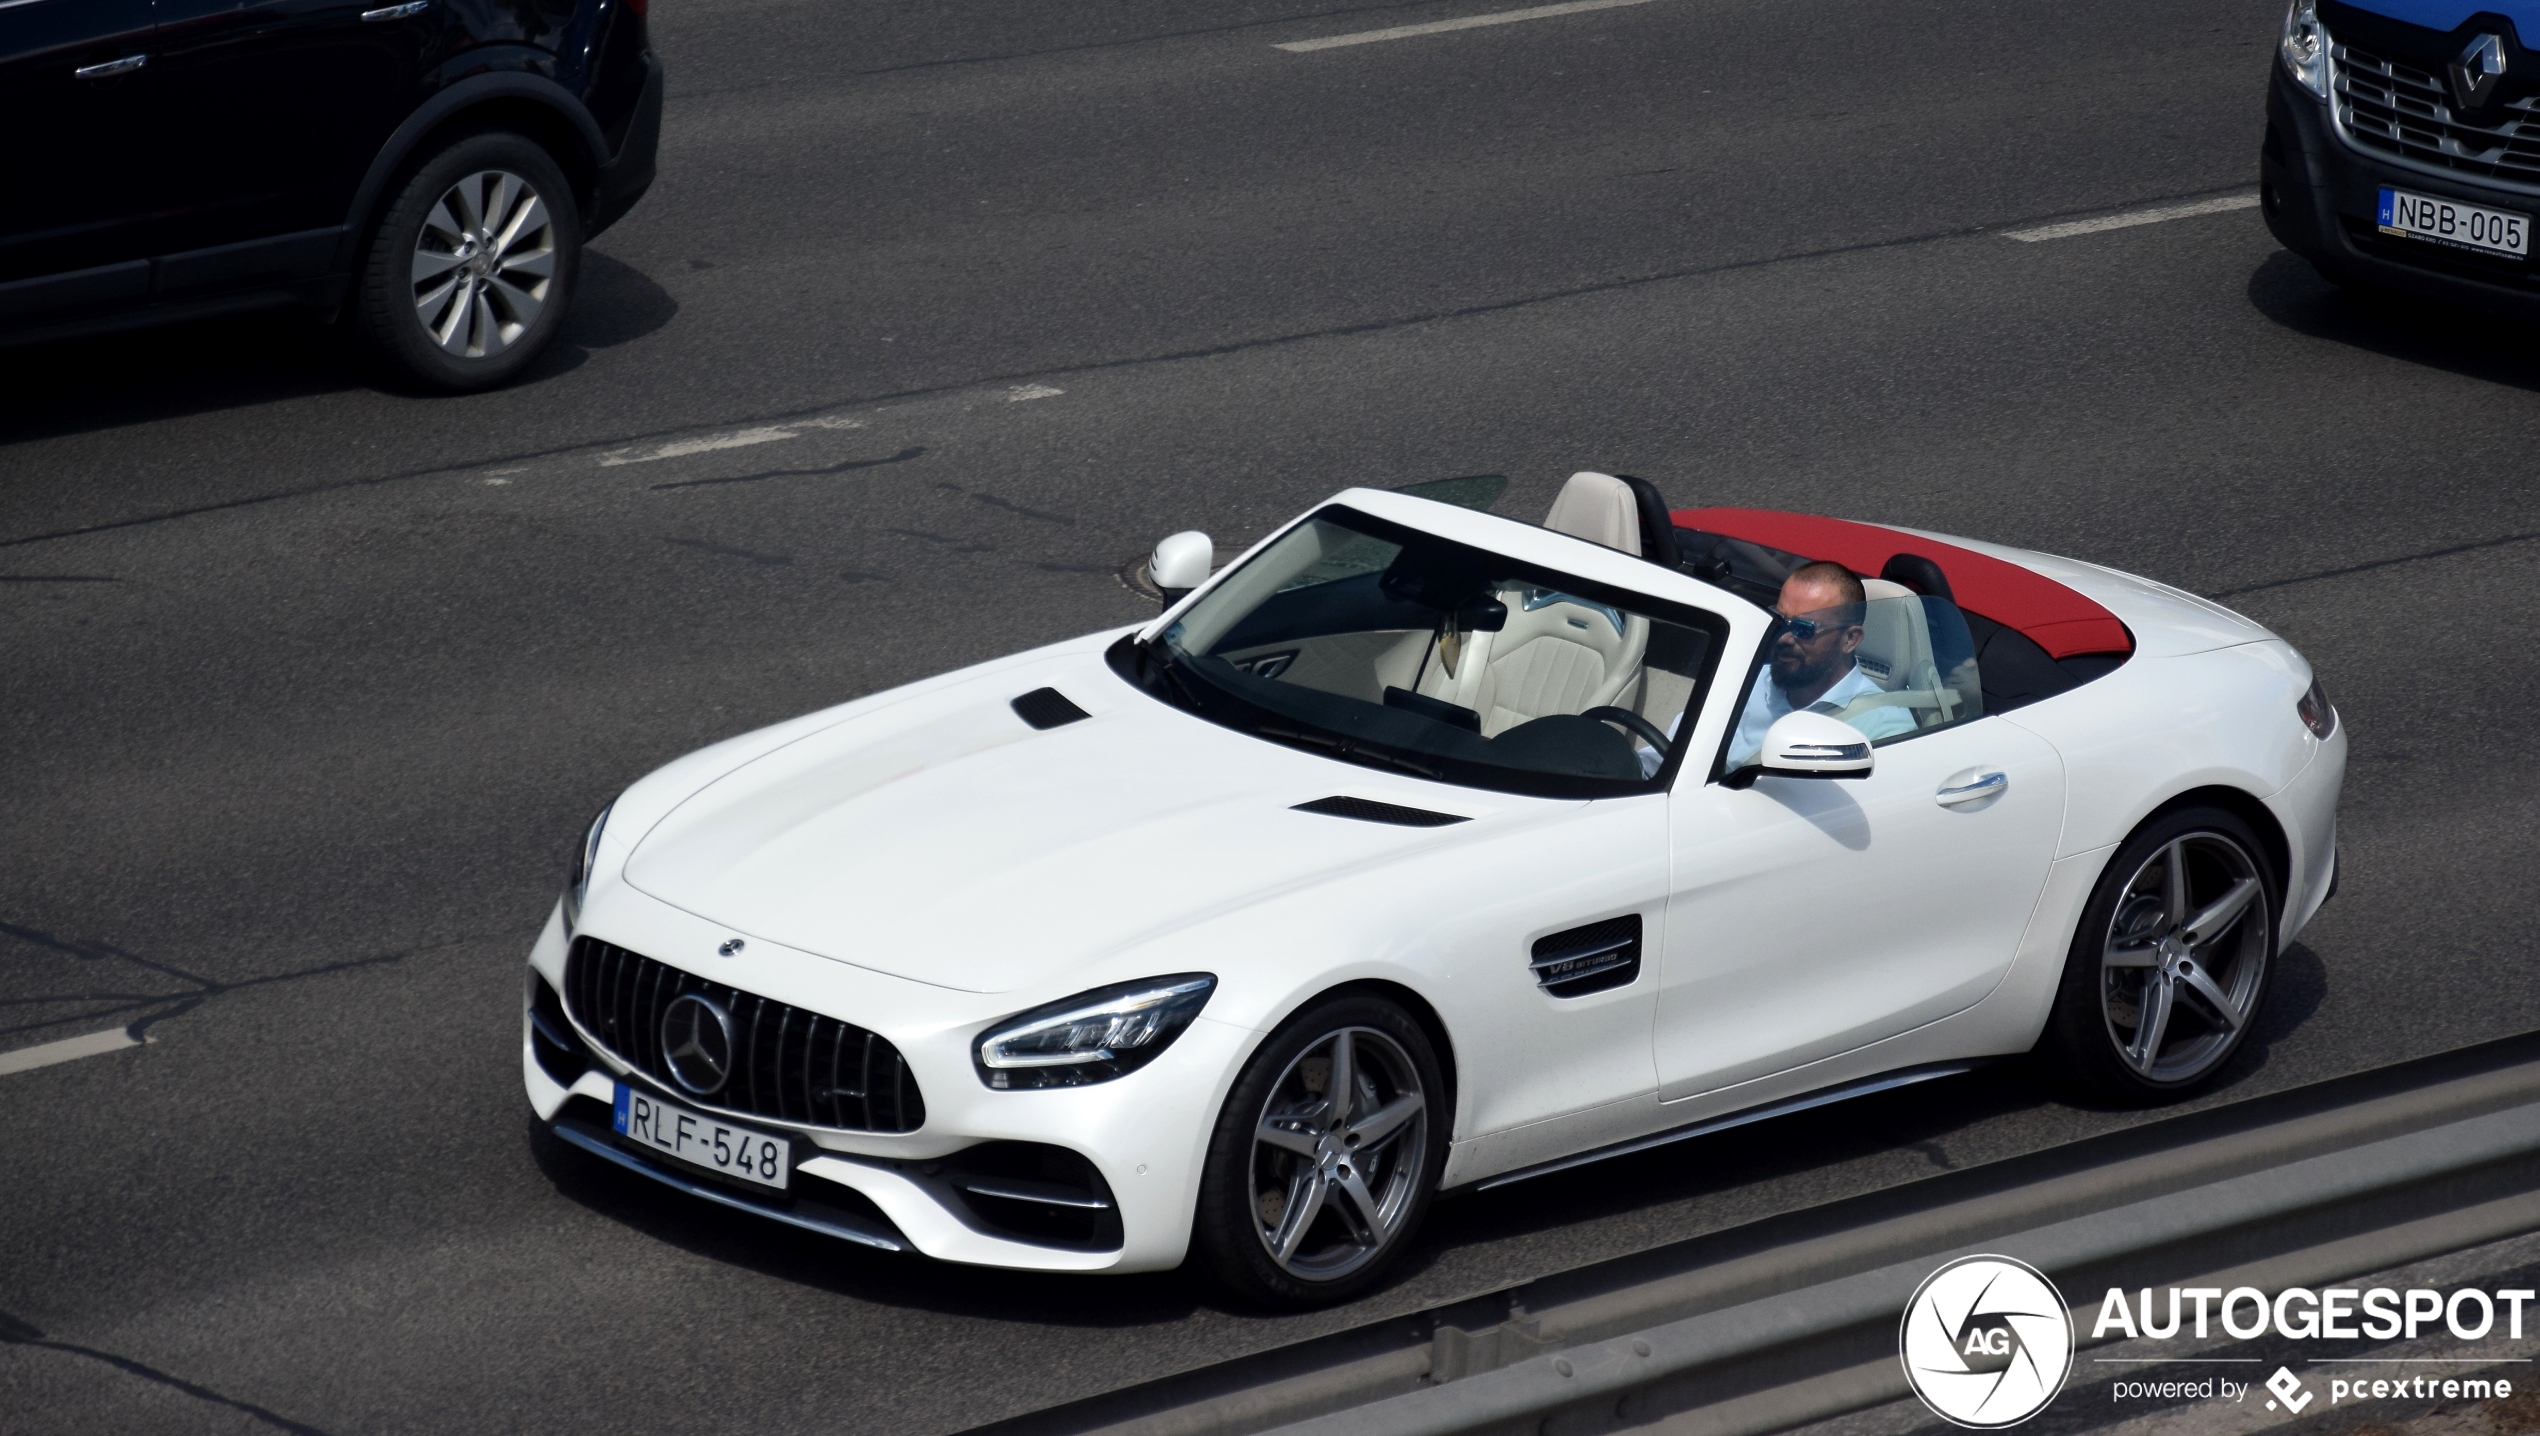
top-left (1418, 473), bottom-right (1650, 735)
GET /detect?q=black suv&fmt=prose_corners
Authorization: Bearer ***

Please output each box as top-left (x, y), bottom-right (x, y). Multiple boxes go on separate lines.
top-left (0, 0), bottom-right (661, 391)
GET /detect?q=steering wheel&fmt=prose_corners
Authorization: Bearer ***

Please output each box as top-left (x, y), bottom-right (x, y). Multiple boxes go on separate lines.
top-left (1581, 706), bottom-right (1671, 754)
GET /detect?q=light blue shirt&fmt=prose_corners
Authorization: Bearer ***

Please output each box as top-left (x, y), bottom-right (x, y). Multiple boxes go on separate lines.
top-left (1635, 660), bottom-right (1919, 779)
top-left (1724, 660), bottom-right (1916, 769)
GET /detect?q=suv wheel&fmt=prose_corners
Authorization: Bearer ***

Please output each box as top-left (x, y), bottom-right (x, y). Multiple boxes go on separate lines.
top-left (353, 132), bottom-right (581, 392)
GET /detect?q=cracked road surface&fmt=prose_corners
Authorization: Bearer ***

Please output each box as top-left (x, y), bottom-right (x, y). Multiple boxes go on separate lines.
top-left (3, 0), bottom-right (2536, 1432)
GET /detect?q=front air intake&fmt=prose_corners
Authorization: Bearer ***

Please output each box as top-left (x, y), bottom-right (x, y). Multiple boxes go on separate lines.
top-left (562, 937), bottom-right (925, 1133)
top-left (1530, 916), bottom-right (1642, 997)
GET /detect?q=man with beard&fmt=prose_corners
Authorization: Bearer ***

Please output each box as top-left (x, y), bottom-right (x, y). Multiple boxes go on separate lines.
top-left (1722, 560), bottom-right (1914, 769)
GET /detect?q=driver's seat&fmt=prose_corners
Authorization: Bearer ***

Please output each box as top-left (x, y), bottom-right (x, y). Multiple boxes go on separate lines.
top-left (1418, 473), bottom-right (1651, 735)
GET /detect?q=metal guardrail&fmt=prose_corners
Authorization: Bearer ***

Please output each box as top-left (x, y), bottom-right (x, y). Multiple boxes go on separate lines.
top-left (970, 1032), bottom-right (2540, 1436)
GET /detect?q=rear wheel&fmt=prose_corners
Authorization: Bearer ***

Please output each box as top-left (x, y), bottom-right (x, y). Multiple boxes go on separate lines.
top-left (1193, 995), bottom-right (1445, 1307)
top-left (2039, 806), bottom-right (2278, 1103)
top-left (352, 132), bottom-right (580, 392)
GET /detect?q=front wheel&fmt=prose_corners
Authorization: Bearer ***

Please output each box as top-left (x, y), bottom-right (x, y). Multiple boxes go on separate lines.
top-left (351, 131), bottom-right (581, 392)
top-left (2038, 805), bottom-right (2279, 1104)
top-left (1192, 996), bottom-right (1445, 1308)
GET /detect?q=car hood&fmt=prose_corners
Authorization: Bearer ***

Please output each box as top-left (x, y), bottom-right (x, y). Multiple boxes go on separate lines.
top-left (620, 647), bottom-right (1532, 995)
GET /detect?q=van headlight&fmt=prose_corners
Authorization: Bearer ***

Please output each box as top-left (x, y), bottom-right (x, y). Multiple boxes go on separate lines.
top-left (2281, 0), bottom-right (2330, 98)
top-left (975, 975), bottom-right (1215, 1089)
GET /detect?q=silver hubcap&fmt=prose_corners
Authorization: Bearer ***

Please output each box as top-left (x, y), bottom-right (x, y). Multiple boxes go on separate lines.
top-left (1249, 1027), bottom-right (1428, 1282)
top-left (2100, 832), bottom-right (2270, 1083)
top-left (411, 169), bottom-right (555, 360)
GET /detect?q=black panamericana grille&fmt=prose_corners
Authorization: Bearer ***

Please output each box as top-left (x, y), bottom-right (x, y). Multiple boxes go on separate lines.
top-left (563, 936), bottom-right (925, 1133)
top-left (2335, 44), bottom-right (2540, 192)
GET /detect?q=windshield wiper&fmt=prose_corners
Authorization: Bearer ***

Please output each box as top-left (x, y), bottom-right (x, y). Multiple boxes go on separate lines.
top-left (1254, 724), bottom-right (1444, 780)
top-left (1137, 638), bottom-right (1210, 714)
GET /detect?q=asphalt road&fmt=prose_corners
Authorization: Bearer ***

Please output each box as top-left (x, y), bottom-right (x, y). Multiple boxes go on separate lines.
top-left (4, 1), bottom-right (2536, 1432)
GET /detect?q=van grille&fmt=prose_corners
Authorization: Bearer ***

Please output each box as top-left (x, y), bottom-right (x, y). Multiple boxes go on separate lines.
top-left (563, 936), bottom-right (925, 1133)
top-left (2334, 44), bottom-right (2540, 194)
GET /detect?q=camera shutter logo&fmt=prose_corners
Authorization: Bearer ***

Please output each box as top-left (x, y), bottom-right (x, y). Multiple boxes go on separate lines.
top-left (1900, 1255), bottom-right (2074, 1427)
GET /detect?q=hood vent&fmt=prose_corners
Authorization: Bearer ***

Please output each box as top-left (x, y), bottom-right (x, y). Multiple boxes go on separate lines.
top-left (1292, 795), bottom-right (1469, 828)
top-left (1010, 687), bottom-right (1090, 729)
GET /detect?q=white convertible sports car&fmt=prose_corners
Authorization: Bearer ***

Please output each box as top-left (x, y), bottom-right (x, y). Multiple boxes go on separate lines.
top-left (522, 473), bottom-right (2344, 1305)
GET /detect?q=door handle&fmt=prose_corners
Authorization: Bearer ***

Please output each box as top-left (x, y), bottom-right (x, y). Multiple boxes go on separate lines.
top-left (74, 54), bottom-right (147, 78)
top-left (362, 0), bottom-right (430, 18)
top-left (1935, 770), bottom-right (2008, 807)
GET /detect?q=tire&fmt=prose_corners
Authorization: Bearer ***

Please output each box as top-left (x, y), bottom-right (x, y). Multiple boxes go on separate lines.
top-left (1193, 995), bottom-right (1447, 1308)
top-left (351, 131), bottom-right (581, 393)
top-left (2038, 805), bottom-right (2280, 1105)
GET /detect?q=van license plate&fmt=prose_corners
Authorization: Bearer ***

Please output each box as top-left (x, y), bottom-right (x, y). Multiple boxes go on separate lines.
top-left (2378, 186), bottom-right (2529, 257)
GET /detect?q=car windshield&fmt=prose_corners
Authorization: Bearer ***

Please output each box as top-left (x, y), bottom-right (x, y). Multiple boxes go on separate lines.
top-left (1112, 505), bottom-right (1729, 798)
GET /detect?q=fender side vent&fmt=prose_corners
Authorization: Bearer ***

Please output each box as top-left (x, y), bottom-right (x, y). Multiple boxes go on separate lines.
top-left (1292, 796), bottom-right (1470, 828)
top-left (1531, 915), bottom-right (1641, 997)
top-left (1011, 687), bottom-right (1090, 729)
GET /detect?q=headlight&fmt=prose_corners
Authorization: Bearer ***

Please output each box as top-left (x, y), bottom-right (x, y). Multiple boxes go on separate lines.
top-left (975, 975), bottom-right (1215, 1089)
top-left (2280, 0), bottom-right (2330, 98)
top-left (563, 800), bottom-right (613, 932)
top-left (2297, 676), bottom-right (2337, 740)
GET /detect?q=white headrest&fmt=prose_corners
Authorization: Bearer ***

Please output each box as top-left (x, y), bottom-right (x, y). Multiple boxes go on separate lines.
top-left (1544, 471), bottom-right (1641, 555)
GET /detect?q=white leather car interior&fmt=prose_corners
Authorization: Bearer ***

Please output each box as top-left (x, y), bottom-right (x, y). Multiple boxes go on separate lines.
top-left (1836, 579), bottom-right (1965, 730)
top-left (1405, 473), bottom-right (1656, 735)
top-left (1542, 471), bottom-right (1642, 554)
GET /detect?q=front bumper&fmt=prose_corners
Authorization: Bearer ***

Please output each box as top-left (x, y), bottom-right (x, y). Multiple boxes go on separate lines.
top-left (518, 898), bottom-right (1246, 1274)
top-left (2263, 64), bottom-right (2540, 319)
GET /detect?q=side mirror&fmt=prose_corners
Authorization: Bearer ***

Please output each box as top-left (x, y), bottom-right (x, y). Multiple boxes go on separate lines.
top-left (1149, 531), bottom-right (1213, 606)
top-left (1740, 711), bottom-right (1874, 783)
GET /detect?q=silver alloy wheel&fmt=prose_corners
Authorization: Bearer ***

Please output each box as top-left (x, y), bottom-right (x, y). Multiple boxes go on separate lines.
top-left (2099, 831), bottom-right (2271, 1084)
top-left (410, 169), bottom-right (556, 360)
top-left (1248, 1026), bottom-right (1429, 1282)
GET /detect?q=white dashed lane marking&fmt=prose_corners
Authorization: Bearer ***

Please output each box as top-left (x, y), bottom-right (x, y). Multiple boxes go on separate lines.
top-left (600, 426), bottom-right (805, 466)
top-left (2003, 193), bottom-right (2260, 242)
top-left (1276, 0), bottom-right (1658, 52)
top-left (0, 1026), bottom-right (144, 1077)
top-left (595, 416), bottom-right (867, 467)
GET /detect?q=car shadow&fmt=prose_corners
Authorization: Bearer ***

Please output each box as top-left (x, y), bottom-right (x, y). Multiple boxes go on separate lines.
top-left (526, 941), bottom-right (2339, 1334)
top-left (524, 1116), bottom-right (1209, 1327)
top-left (520, 921), bottom-right (2335, 1329)
top-left (0, 248), bottom-right (677, 447)
top-left (0, 308), bottom-right (359, 448)
top-left (2245, 248), bottom-right (2540, 390)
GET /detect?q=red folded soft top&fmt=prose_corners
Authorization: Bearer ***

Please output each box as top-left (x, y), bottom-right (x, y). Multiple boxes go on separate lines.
top-left (1672, 507), bottom-right (2133, 659)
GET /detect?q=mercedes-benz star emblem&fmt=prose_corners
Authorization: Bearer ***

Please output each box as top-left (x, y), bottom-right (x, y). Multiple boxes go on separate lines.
top-left (660, 992), bottom-right (735, 1096)
top-left (717, 937), bottom-right (745, 957)
top-left (2452, 32), bottom-right (2507, 110)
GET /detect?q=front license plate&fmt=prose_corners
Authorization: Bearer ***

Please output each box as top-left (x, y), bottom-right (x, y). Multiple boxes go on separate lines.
top-left (613, 1083), bottom-right (791, 1191)
top-left (2378, 186), bottom-right (2529, 257)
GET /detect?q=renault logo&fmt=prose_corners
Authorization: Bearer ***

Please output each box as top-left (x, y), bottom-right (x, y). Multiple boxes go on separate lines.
top-left (2452, 33), bottom-right (2507, 110)
top-left (660, 992), bottom-right (735, 1096)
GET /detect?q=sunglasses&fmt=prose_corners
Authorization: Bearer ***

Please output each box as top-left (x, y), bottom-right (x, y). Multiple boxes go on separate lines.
top-left (1777, 613), bottom-right (1858, 642)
